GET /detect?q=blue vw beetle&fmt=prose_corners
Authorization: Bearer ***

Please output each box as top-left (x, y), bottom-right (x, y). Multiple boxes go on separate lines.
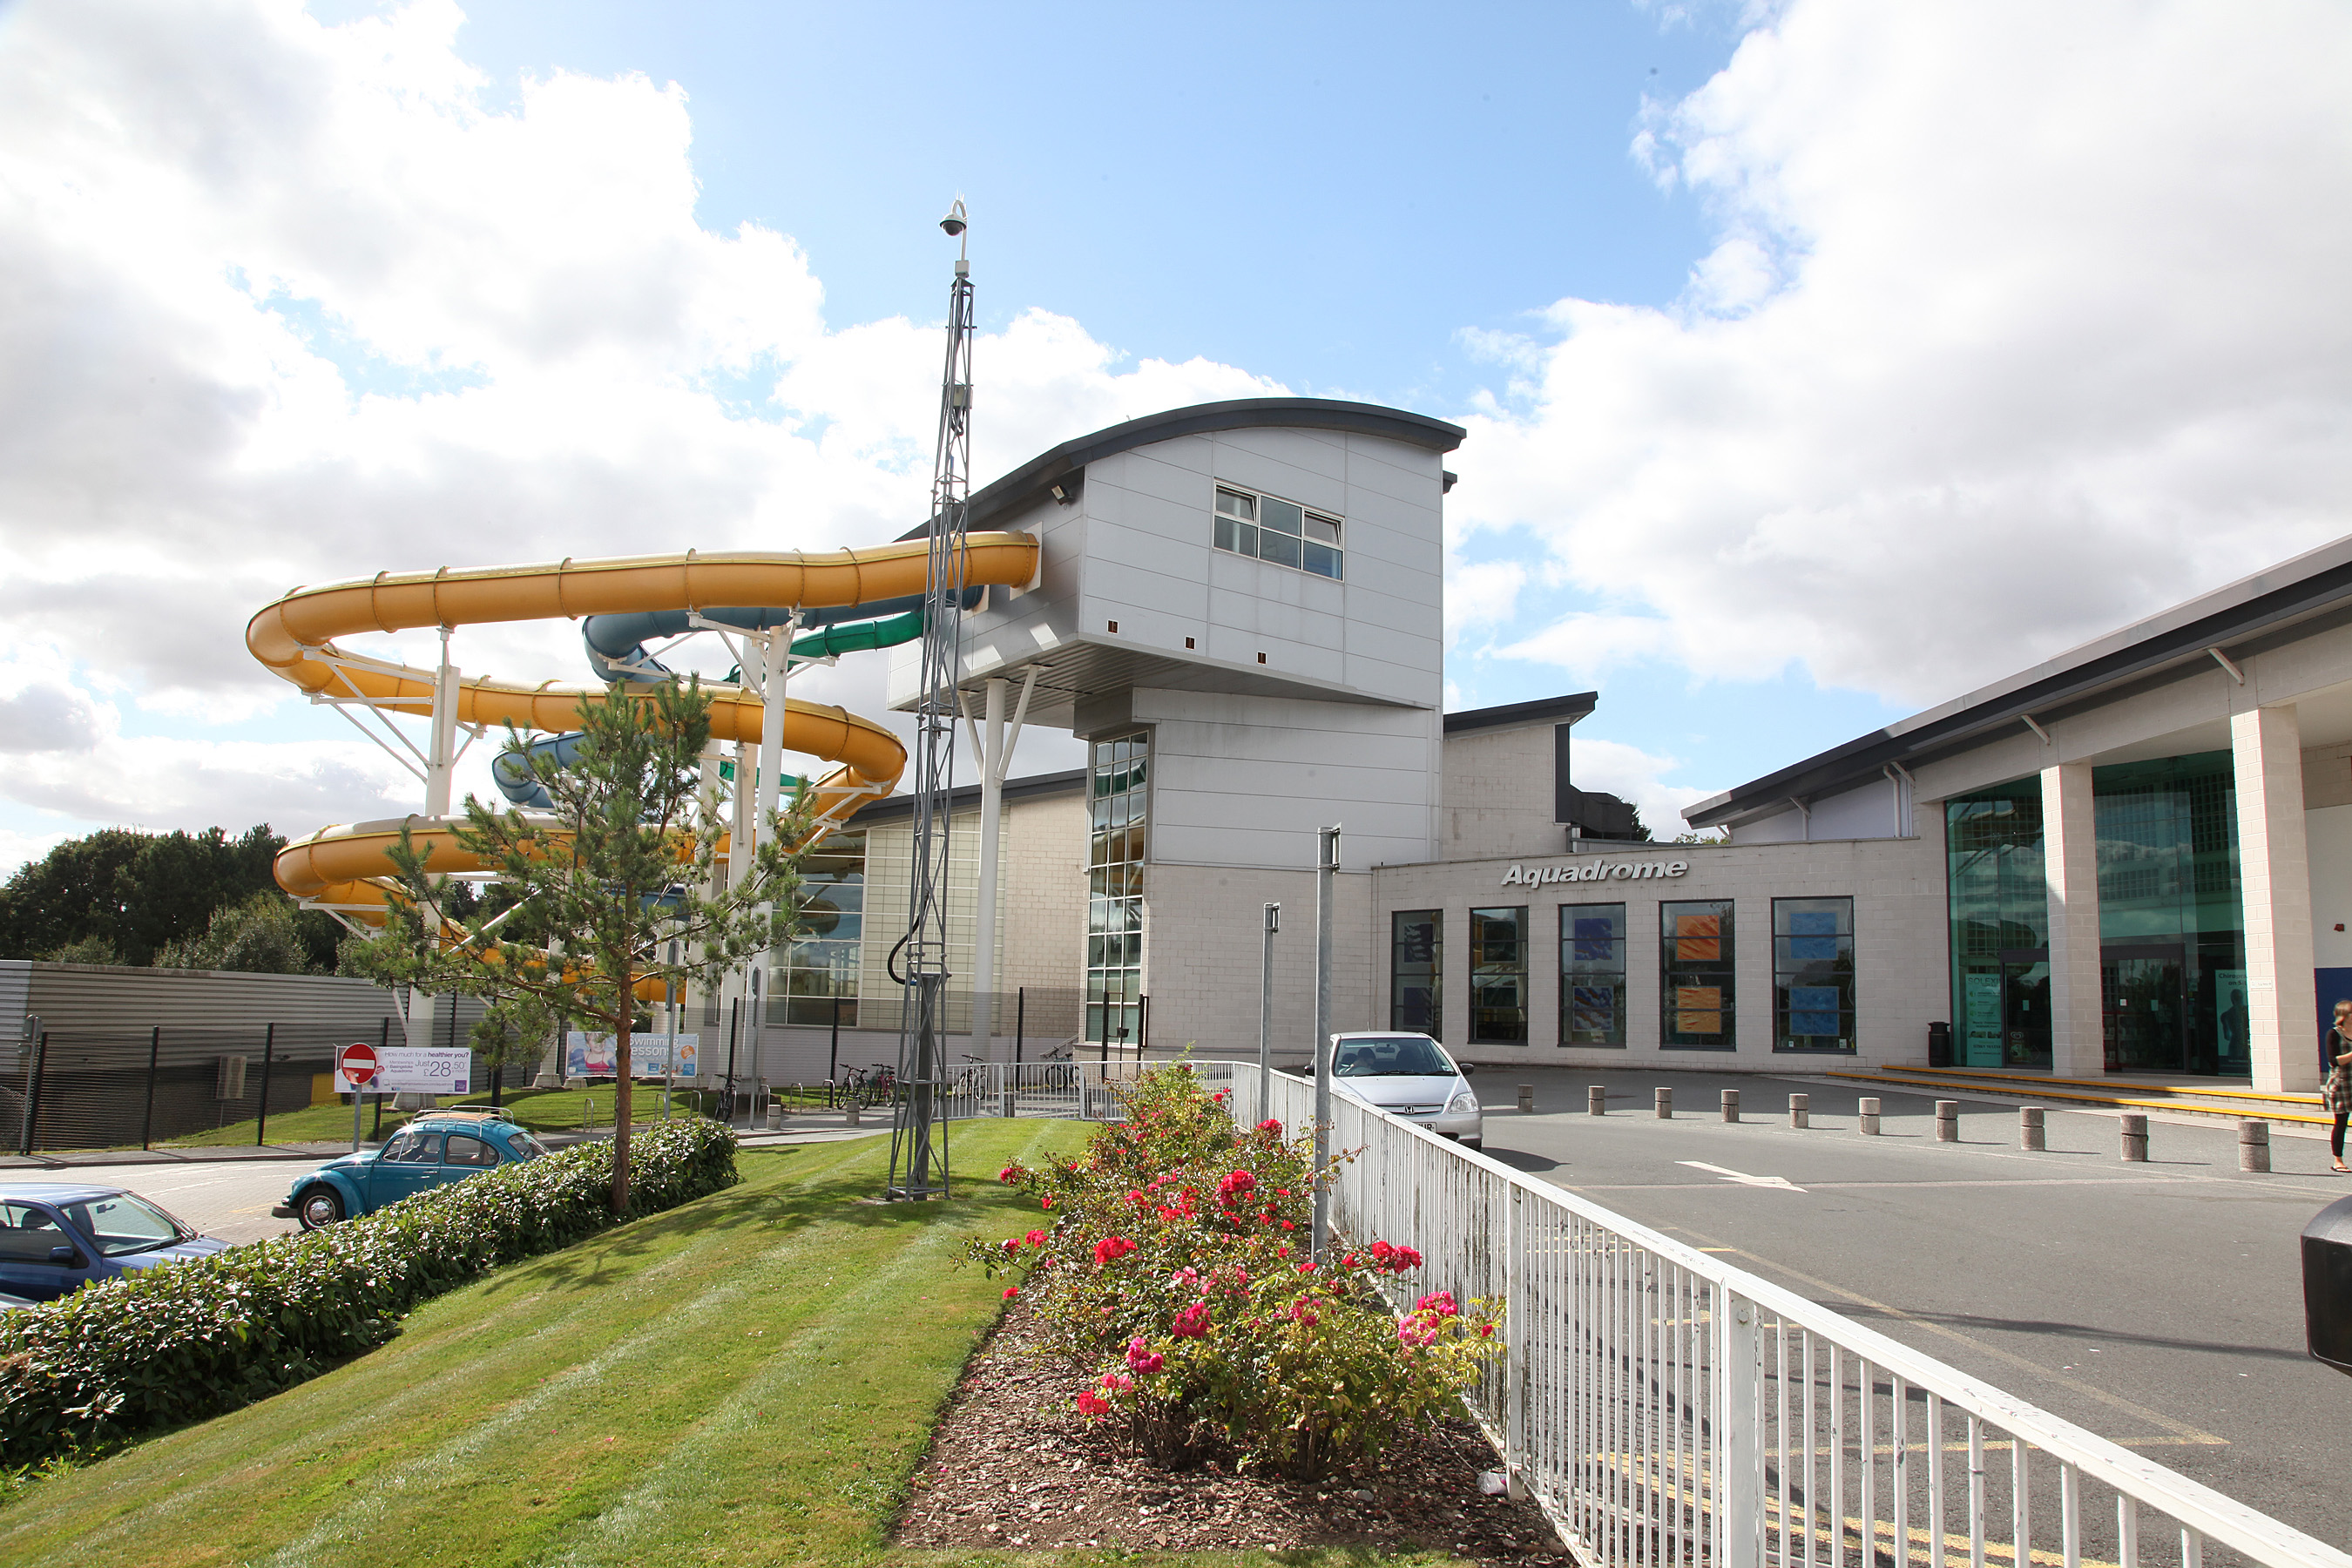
top-left (274, 1111), bottom-right (551, 1230)
top-left (0, 1185), bottom-right (233, 1301)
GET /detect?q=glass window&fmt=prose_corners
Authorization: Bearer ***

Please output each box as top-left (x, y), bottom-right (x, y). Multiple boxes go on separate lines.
top-left (1086, 732), bottom-right (1148, 1051)
top-left (1774, 897), bottom-right (1855, 1052)
top-left (504, 1132), bottom-right (549, 1159)
top-left (444, 1133), bottom-right (498, 1166)
top-left (1661, 899), bottom-right (1735, 1050)
top-left (1210, 485), bottom-right (1342, 579)
top-left (58, 1194), bottom-right (184, 1255)
top-left (1470, 907), bottom-right (1529, 1044)
top-left (1561, 902), bottom-right (1627, 1047)
top-left (0, 1202), bottom-right (71, 1261)
top-left (779, 829), bottom-right (866, 1026)
top-left (1335, 1036), bottom-right (1456, 1077)
top-left (1391, 911), bottom-right (1442, 1036)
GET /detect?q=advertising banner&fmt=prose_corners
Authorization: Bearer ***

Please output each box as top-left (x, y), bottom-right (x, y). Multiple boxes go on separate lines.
top-left (566, 1032), bottom-right (700, 1079)
top-left (375, 1046), bottom-right (473, 1095)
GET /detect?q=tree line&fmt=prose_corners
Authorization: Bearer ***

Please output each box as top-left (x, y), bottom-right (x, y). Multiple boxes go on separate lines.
top-left (0, 824), bottom-right (346, 974)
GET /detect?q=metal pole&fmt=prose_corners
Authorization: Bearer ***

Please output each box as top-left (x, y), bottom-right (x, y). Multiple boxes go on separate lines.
top-left (1312, 824), bottom-right (1339, 1265)
top-left (1259, 902), bottom-right (1280, 1120)
top-left (424, 624), bottom-right (459, 816)
top-left (255, 1022), bottom-right (276, 1146)
top-left (1014, 987), bottom-right (1024, 1064)
top-left (352, 1048), bottom-right (364, 1153)
top-left (141, 1024), bottom-right (160, 1151)
top-left (18, 1017), bottom-right (43, 1156)
top-left (725, 997), bottom-right (741, 1124)
top-left (828, 996), bottom-right (842, 1084)
top-left (374, 1017), bottom-right (389, 1140)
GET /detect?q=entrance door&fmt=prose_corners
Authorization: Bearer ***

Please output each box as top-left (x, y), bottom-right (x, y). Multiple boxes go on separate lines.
top-left (1997, 949), bottom-right (2052, 1067)
top-left (2103, 945), bottom-right (2186, 1072)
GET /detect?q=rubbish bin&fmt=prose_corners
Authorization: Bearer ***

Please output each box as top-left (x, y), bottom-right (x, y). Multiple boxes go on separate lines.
top-left (1927, 1021), bottom-right (1953, 1068)
top-left (2302, 1194), bottom-right (2352, 1375)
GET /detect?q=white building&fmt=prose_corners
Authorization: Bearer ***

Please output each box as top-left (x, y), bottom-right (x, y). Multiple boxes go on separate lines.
top-left (734, 396), bottom-right (2351, 1100)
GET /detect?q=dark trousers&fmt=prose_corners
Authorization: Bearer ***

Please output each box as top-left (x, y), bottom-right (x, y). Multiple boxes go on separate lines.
top-left (2335, 1110), bottom-right (2349, 1159)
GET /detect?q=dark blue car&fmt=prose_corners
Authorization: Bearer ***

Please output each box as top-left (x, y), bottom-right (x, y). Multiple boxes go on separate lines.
top-left (274, 1112), bottom-right (550, 1231)
top-left (0, 1185), bottom-right (233, 1302)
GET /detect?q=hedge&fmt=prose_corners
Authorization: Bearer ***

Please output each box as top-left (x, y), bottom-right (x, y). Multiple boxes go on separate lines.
top-left (0, 1117), bottom-right (739, 1465)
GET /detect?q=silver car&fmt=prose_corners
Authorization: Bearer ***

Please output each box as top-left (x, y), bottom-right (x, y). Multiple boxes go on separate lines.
top-left (1320, 1031), bottom-right (1484, 1150)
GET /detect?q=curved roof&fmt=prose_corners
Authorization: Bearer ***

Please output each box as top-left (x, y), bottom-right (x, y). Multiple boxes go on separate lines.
top-left (902, 397), bottom-right (1467, 538)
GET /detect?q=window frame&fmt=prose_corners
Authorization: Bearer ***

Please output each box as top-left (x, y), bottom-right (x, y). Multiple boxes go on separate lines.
top-left (1660, 898), bottom-right (1737, 1051)
top-left (1469, 905), bottom-right (1531, 1045)
top-left (1560, 902), bottom-right (1629, 1048)
top-left (1774, 896), bottom-right (1857, 1054)
top-left (1390, 909), bottom-right (1443, 1037)
top-left (1212, 483), bottom-right (1343, 580)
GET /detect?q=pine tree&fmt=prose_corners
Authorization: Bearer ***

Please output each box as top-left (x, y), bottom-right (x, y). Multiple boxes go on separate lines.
top-left (347, 678), bottom-right (808, 1214)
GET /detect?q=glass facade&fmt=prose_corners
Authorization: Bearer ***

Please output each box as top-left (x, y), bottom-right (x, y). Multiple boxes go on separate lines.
top-left (1560, 902), bottom-right (1627, 1046)
top-left (1085, 733), bottom-right (1148, 1050)
top-left (1661, 899), bottom-right (1736, 1049)
top-left (1470, 907), bottom-right (1529, 1044)
top-left (773, 829), bottom-right (867, 1027)
top-left (1946, 752), bottom-right (2246, 1074)
top-left (1774, 896), bottom-right (1854, 1052)
top-left (1391, 910), bottom-right (1442, 1036)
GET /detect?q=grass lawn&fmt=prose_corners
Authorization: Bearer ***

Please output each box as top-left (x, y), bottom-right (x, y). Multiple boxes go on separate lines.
top-left (0, 1123), bottom-right (1473, 1567)
top-left (170, 1081), bottom-right (724, 1147)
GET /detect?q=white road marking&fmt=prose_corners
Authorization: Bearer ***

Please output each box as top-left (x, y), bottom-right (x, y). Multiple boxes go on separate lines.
top-left (1678, 1159), bottom-right (1807, 1193)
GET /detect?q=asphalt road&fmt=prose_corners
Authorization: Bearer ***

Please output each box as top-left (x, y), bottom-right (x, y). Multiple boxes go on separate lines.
top-left (1476, 1067), bottom-right (2352, 1551)
top-left (3, 1156), bottom-right (310, 1246)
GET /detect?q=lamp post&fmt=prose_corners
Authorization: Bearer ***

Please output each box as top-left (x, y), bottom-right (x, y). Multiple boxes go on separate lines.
top-left (1259, 902), bottom-right (1280, 1121)
top-left (1311, 825), bottom-right (1339, 1265)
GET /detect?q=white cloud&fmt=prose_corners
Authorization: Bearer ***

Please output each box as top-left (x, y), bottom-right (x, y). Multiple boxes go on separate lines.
top-left (1565, 737), bottom-right (1721, 841)
top-left (0, 0), bottom-right (1271, 863)
top-left (1461, 0), bottom-right (2352, 706)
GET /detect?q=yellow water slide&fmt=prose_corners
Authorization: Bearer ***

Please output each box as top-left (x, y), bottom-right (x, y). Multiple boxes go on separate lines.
top-left (247, 536), bottom-right (1039, 918)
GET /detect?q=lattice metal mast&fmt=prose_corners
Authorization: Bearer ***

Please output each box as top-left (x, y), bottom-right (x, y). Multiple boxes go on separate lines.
top-left (886, 199), bottom-right (975, 1200)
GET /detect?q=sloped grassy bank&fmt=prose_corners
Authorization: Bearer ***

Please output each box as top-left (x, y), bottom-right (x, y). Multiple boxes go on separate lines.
top-left (0, 1125), bottom-right (1097, 1568)
top-left (1, 1117), bottom-right (739, 1464)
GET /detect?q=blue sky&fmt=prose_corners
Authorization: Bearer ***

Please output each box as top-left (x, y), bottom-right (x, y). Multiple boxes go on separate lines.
top-left (0, 0), bottom-right (2345, 864)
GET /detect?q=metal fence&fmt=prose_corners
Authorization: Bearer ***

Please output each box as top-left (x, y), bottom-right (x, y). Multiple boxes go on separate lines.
top-left (1217, 1067), bottom-right (2348, 1568)
top-left (5, 1020), bottom-right (398, 1152)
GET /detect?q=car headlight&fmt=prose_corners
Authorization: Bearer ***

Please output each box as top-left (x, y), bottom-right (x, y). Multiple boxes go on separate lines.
top-left (1449, 1090), bottom-right (1479, 1113)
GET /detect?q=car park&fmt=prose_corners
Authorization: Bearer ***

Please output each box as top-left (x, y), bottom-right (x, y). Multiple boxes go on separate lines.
top-left (274, 1110), bottom-right (551, 1230)
top-left (1315, 1031), bottom-right (1484, 1150)
top-left (0, 1185), bottom-right (233, 1301)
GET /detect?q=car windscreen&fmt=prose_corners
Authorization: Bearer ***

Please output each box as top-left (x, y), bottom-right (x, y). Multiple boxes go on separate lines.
top-left (504, 1131), bottom-right (549, 1159)
top-left (57, 1194), bottom-right (189, 1257)
top-left (1333, 1037), bottom-right (1455, 1077)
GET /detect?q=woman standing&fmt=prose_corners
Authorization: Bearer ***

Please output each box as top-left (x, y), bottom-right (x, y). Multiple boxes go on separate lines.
top-left (2325, 998), bottom-right (2352, 1173)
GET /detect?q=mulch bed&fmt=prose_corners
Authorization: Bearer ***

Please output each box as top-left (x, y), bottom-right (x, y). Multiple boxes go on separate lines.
top-left (896, 1301), bottom-right (1579, 1564)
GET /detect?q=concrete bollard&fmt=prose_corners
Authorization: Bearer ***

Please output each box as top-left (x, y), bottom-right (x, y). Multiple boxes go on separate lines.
top-left (845, 1100), bottom-right (862, 1128)
top-left (2020, 1105), bottom-right (2045, 1151)
top-left (1721, 1088), bottom-right (1740, 1124)
top-left (2120, 1112), bottom-right (2147, 1162)
top-left (1935, 1099), bottom-right (1959, 1142)
top-left (767, 1103), bottom-right (785, 1131)
top-left (2240, 1119), bottom-right (2271, 1173)
top-left (1589, 1085), bottom-right (1607, 1116)
top-left (1858, 1097), bottom-right (1882, 1135)
top-left (1788, 1092), bottom-right (1809, 1129)
top-left (1517, 1084), bottom-right (1535, 1113)
top-left (1655, 1086), bottom-right (1673, 1119)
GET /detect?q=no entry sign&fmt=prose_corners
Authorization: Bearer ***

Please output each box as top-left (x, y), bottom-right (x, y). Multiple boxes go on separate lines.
top-left (336, 1042), bottom-right (380, 1093)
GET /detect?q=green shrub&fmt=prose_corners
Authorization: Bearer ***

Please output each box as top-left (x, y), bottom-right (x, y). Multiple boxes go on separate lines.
top-left (0, 1116), bottom-right (738, 1465)
top-left (970, 1065), bottom-right (1497, 1479)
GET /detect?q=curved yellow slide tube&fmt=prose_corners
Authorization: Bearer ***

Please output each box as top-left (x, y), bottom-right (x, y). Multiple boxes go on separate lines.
top-left (250, 535), bottom-right (1038, 914)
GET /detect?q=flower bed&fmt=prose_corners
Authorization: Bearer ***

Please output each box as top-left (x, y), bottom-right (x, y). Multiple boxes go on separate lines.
top-left (0, 1116), bottom-right (738, 1466)
top-left (970, 1064), bottom-right (1497, 1480)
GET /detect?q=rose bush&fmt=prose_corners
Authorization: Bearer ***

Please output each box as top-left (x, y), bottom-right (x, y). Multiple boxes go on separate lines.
top-left (969, 1064), bottom-right (1497, 1478)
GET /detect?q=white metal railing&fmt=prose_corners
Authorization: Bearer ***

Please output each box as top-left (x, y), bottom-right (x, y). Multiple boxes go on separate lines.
top-left (1200, 1065), bottom-right (2349, 1568)
top-left (936, 1058), bottom-right (1163, 1122)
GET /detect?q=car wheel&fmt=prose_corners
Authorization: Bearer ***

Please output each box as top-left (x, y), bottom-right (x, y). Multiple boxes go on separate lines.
top-left (295, 1187), bottom-right (344, 1231)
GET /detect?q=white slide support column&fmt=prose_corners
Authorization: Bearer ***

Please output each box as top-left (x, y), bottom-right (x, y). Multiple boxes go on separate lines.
top-left (967, 670), bottom-right (1037, 1062)
top-left (2040, 760), bottom-right (2105, 1078)
top-left (423, 625), bottom-right (460, 817)
top-left (2233, 704), bottom-right (2318, 1092)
